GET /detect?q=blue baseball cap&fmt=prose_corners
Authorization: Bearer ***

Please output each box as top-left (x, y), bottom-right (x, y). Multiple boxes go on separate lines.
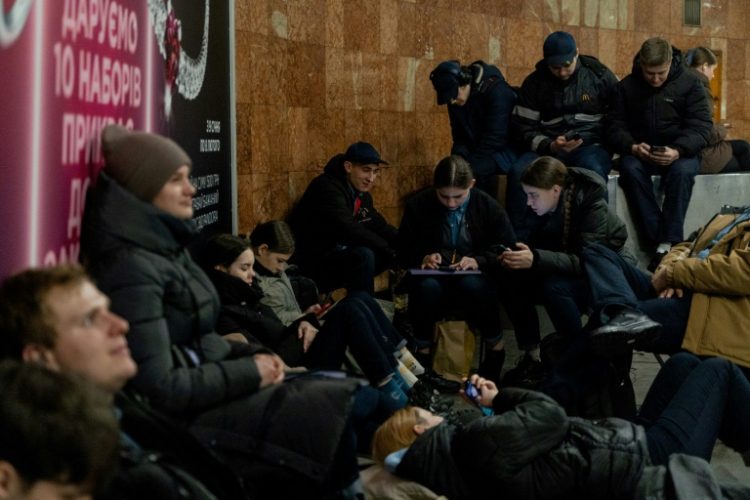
top-left (344, 142), bottom-right (389, 165)
top-left (544, 31), bottom-right (577, 66)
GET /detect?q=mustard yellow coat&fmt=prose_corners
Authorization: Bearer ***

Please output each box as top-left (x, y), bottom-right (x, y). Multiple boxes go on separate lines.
top-left (661, 212), bottom-right (750, 367)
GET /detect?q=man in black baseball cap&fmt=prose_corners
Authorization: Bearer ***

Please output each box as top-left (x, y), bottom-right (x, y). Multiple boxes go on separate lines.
top-left (289, 141), bottom-right (397, 294)
top-left (428, 59), bottom-right (519, 194)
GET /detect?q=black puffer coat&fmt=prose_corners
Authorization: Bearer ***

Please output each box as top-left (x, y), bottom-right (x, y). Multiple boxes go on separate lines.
top-left (81, 173), bottom-right (359, 493)
top-left (288, 153), bottom-right (397, 267)
top-left (527, 167), bottom-right (628, 276)
top-left (397, 389), bottom-right (649, 500)
top-left (447, 60), bottom-right (518, 176)
top-left (513, 55), bottom-right (618, 154)
top-left (607, 47), bottom-right (712, 158)
top-left (396, 187), bottom-right (516, 270)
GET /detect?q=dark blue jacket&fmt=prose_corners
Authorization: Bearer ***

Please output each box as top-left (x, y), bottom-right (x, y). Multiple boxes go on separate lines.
top-left (448, 61), bottom-right (518, 177)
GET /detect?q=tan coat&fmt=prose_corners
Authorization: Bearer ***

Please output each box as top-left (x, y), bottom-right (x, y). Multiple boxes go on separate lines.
top-left (661, 212), bottom-right (750, 367)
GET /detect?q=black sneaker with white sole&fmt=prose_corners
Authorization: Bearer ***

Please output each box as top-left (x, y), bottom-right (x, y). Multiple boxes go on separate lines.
top-left (588, 309), bottom-right (662, 354)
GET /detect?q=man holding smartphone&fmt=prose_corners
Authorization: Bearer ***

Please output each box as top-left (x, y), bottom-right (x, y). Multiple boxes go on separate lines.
top-left (508, 31), bottom-right (619, 238)
top-left (607, 37), bottom-right (712, 270)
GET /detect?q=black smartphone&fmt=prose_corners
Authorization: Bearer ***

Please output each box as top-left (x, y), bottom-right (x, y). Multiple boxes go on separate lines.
top-left (651, 145), bottom-right (666, 153)
top-left (490, 243), bottom-right (509, 253)
top-left (464, 380), bottom-right (481, 404)
top-left (564, 131), bottom-right (582, 141)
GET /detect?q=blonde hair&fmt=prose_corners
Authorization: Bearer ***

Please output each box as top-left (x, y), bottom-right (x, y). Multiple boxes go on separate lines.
top-left (371, 406), bottom-right (424, 463)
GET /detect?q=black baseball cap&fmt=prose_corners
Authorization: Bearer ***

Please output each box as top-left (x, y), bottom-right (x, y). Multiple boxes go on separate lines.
top-left (343, 142), bottom-right (389, 165)
top-left (430, 60), bottom-right (462, 105)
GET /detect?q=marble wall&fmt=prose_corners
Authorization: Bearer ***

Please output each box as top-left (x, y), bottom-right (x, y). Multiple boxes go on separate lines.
top-left (235, 0), bottom-right (750, 232)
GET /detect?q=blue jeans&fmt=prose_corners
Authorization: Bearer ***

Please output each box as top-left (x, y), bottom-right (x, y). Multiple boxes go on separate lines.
top-left (582, 243), bottom-right (691, 353)
top-left (408, 273), bottom-right (502, 345)
top-left (346, 291), bottom-right (405, 352)
top-left (639, 352), bottom-right (750, 464)
top-left (506, 146), bottom-right (612, 239)
top-left (618, 155), bottom-right (699, 245)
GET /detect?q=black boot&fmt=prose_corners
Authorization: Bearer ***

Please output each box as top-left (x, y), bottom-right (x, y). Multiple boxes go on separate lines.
top-left (478, 348), bottom-right (505, 386)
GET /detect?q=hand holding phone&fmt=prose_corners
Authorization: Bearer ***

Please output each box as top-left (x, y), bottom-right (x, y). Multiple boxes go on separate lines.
top-left (490, 243), bottom-right (510, 253)
top-left (564, 131), bottom-right (582, 141)
top-left (463, 380), bottom-right (481, 405)
top-left (650, 145), bottom-right (666, 153)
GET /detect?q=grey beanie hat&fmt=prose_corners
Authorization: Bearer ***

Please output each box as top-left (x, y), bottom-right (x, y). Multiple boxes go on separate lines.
top-left (101, 125), bottom-right (192, 202)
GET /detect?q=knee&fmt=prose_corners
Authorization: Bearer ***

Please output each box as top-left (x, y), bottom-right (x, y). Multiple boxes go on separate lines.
top-left (667, 351), bottom-right (702, 371)
top-left (581, 242), bottom-right (611, 260)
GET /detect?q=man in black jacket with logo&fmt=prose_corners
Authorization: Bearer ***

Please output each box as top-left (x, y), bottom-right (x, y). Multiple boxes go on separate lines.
top-left (607, 37), bottom-right (712, 269)
top-left (508, 31), bottom-right (618, 238)
top-left (289, 141), bottom-right (397, 294)
top-left (429, 59), bottom-right (519, 192)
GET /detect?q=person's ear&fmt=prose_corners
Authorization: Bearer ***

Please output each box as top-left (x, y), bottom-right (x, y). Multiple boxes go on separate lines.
top-left (21, 344), bottom-right (57, 368)
top-left (468, 179), bottom-right (476, 189)
top-left (256, 244), bottom-right (270, 256)
top-left (413, 424), bottom-right (427, 436)
top-left (0, 460), bottom-right (21, 499)
top-left (214, 264), bottom-right (228, 273)
top-left (343, 161), bottom-right (354, 175)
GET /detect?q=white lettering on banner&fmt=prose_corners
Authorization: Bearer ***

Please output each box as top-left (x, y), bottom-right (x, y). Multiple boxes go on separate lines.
top-left (78, 50), bottom-right (141, 107)
top-left (61, 113), bottom-right (133, 166)
top-left (61, 0), bottom-right (137, 54)
top-left (199, 139), bottom-right (220, 152)
top-left (67, 176), bottom-right (91, 239)
top-left (53, 43), bottom-right (76, 98)
top-left (43, 242), bottom-right (80, 267)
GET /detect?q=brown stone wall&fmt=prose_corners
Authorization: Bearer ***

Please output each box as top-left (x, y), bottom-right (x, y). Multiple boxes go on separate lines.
top-left (235, 0), bottom-right (750, 233)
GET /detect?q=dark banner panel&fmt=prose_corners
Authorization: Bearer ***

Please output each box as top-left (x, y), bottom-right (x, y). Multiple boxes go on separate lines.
top-left (0, 0), bottom-right (234, 278)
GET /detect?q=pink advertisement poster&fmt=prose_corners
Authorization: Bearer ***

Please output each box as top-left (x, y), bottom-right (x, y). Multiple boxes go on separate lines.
top-left (0, 0), bottom-right (233, 278)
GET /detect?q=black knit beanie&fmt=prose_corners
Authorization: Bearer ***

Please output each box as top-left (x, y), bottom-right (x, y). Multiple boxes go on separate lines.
top-left (101, 125), bottom-right (192, 202)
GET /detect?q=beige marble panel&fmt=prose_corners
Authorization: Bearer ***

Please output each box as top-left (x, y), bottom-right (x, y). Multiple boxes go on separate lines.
top-left (379, 112), bottom-right (403, 170)
top-left (415, 58), bottom-right (440, 113)
top-left (286, 42), bottom-right (326, 108)
top-left (398, 112), bottom-right (419, 167)
top-left (582, 0), bottom-right (599, 27)
top-left (486, 16), bottom-right (506, 67)
top-left (505, 66), bottom-right (532, 87)
top-left (396, 56), bottom-right (418, 113)
top-left (288, 107), bottom-right (310, 171)
top-left (417, 7), bottom-right (456, 61)
top-left (236, 103), bottom-right (253, 175)
top-left (652, 1), bottom-right (671, 34)
top-left (632, 0), bottom-right (653, 33)
top-left (268, 0), bottom-right (289, 39)
top-left (513, 0), bottom-right (545, 21)
top-left (234, 30), bottom-right (254, 105)
top-left (506, 19), bottom-right (544, 69)
top-left (598, 0), bottom-right (618, 29)
top-left (597, 28), bottom-right (618, 72)
top-left (325, 47), bottom-right (355, 109)
top-left (373, 161), bottom-right (399, 207)
top-left (343, 109), bottom-right (365, 146)
top-left (725, 80), bottom-right (746, 118)
top-left (726, 39), bottom-right (745, 82)
top-left (343, 0), bottom-right (380, 52)
top-left (250, 105), bottom-right (290, 175)
top-left (362, 110), bottom-right (382, 150)
top-left (244, 0), bottom-right (268, 35)
top-left (360, 53), bottom-right (387, 111)
top-left (727, 0), bottom-right (749, 40)
top-left (454, 12), bottom-right (491, 62)
top-left (248, 32), bottom-right (289, 106)
top-left (397, 1), bottom-right (420, 58)
top-left (288, 0), bottom-right (326, 44)
top-left (615, 30), bottom-right (640, 77)
top-left (236, 173), bottom-right (255, 233)
top-left (577, 26), bottom-right (599, 58)
top-left (380, 0), bottom-right (399, 55)
top-left (702, 0), bottom-right (729, 37)
top-left (250, 172), bottom-right (292, 224)
top-left (325, 0), bottom-right (345, 48)
top-left (618, 0), bottom-right (633, 31)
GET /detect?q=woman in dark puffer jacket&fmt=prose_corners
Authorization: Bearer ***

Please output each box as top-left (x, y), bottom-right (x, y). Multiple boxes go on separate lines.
top-left (371, 352), bottom-right (750, 500)
top-left (81, 125), bottom-right (366, 499)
